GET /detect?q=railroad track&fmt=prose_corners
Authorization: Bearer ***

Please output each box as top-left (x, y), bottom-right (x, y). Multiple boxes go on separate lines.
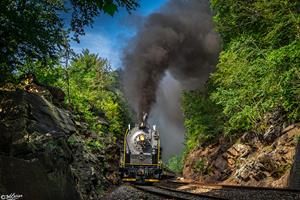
top-left (133, 185), bottom-right (225, 200)
top-left (159, 180), bottom-right (300, 200)
top-left (167, 179), bottom-right (300, 192)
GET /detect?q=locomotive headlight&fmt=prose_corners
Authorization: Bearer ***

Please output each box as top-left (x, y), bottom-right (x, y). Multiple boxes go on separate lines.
top-left (139, 134), bottom-right (145, 141)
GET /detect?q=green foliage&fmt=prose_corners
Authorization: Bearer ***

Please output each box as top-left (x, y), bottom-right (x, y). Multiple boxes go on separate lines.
top-left (16, 59), bottom-right (65, 86)
top-left (0, 0), bottom-right (66, 82)
top-left (182, 90), bottom-right (224, 151)
top-left (294, 134), bottom-right (300, 143)
top-left (0, 0), bottom-right (139, 84)
top-left (209, 0), bottom-right (300, 134)
top-left (13, 49), bottom-right (131, 142)
top-left (194, 159), bottom-right (205, 173)
top-left (166, 154), bottom-right (184, 174)
top-left (193, 159), bottom-right (212, 175)
top-left (86, 139), bottom-right (104, 150)
top-left (70, 0), bottom-right (139, 40)
top-left (44, 140), bottom-right (58, 152)
top-left (67, 135), bottom-right (77, 146)
top-left (182, 0), bottom-right (299, 153)
top-left (211, 39), bottom-right (299, 133)
top-left (210, 0), bottom-right (299, 48)
top-left (63, 50), bottom-right (131, 136)
top-left (272, 164), bottom-right (292, 178)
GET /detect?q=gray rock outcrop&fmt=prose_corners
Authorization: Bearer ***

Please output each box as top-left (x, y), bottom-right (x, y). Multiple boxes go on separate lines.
top-left (0, 85), bottom-right (119, 200)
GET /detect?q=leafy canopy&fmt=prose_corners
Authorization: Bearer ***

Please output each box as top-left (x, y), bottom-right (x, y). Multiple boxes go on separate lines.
top-left (181, 0), bottom-right (300, 152)
top-left (182, 90), bottom-right (224, 150)
top-left (63, 50), bottom-right (131, 136)
top-left (210, 0), bottom-right (300, 133)
top-left (0, 0), bottom-right (139, 83)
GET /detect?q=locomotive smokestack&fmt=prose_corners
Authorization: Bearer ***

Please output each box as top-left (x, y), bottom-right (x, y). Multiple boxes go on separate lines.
top-left (139, 112), bottom-right (148, 128)
top-left (142, 113), bottom-right (148, 123)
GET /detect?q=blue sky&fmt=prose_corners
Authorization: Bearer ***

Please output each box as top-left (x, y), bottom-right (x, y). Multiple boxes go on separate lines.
top-left (70, 0), bottom-right (167, 68)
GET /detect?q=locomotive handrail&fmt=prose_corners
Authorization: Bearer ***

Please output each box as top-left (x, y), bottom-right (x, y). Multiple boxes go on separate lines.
top-left (157, 131), bottom-right (161, 167)
top-left (123, 128), bottom-right (130, 166)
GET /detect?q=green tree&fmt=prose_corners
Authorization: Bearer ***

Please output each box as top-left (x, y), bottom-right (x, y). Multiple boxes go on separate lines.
top-left (65, 49), bottom-right (131, 136)
top-left (182, 0), bottom-right (299, 152)
top-left (210, 0), bottom-right (299, 47)
top-left (211, 38), bottom-right (300, 133)
top-left (0, 0), bottom-right (66, 83)
top-left (210, 0), bottom-right (300, 133)
top-left (166, 154), bottom-right (184, 174)
top-left (182, 89), bottom-right (224, 151)
top-left (16, 59), bottom-right (64, 86)
top-left (70, 0), bottom-right (139, 40)
top-left (0, 0), bottom-right (139, 83)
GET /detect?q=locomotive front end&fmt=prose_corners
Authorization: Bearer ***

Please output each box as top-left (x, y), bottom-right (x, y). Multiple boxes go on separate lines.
top-left (119, 113), bottom-right (162, 183)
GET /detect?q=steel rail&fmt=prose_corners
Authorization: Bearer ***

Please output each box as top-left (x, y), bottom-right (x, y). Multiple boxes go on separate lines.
top-left (156, 185), bottom-right (227, 200)
top-left (133, 185), bottom-right (227, 200)
top-left (166, 180), bottom-right (300, 193)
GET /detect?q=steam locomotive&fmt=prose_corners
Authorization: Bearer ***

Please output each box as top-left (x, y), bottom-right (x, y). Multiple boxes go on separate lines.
top-left (119, 113), bottom-right (162, 183)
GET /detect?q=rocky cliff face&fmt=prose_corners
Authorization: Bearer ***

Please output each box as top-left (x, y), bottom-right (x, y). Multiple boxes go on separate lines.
top-left (0, 83), bottom-right (119, 200)
top-left (183, 124), bottom-right (300, 188)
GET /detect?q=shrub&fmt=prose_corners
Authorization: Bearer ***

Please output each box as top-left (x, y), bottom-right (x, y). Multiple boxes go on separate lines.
top-left (166, 154), bottom-right (184, 174)
top-left (182, 89), bottom-right (224, 151)
top-left (193, 159), bottom-right (212, 175)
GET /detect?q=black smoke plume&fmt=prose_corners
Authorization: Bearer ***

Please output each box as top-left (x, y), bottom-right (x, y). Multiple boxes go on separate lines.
top-left (123, 0), bottom-right (220, 120)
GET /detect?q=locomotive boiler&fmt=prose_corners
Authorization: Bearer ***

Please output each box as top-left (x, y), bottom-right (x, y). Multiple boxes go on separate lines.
top-left (119, 113), bottom-right (162, 183)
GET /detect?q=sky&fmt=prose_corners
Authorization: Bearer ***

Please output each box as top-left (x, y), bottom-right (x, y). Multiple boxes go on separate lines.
top-left (70, 0), bottom-right (168, 68)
